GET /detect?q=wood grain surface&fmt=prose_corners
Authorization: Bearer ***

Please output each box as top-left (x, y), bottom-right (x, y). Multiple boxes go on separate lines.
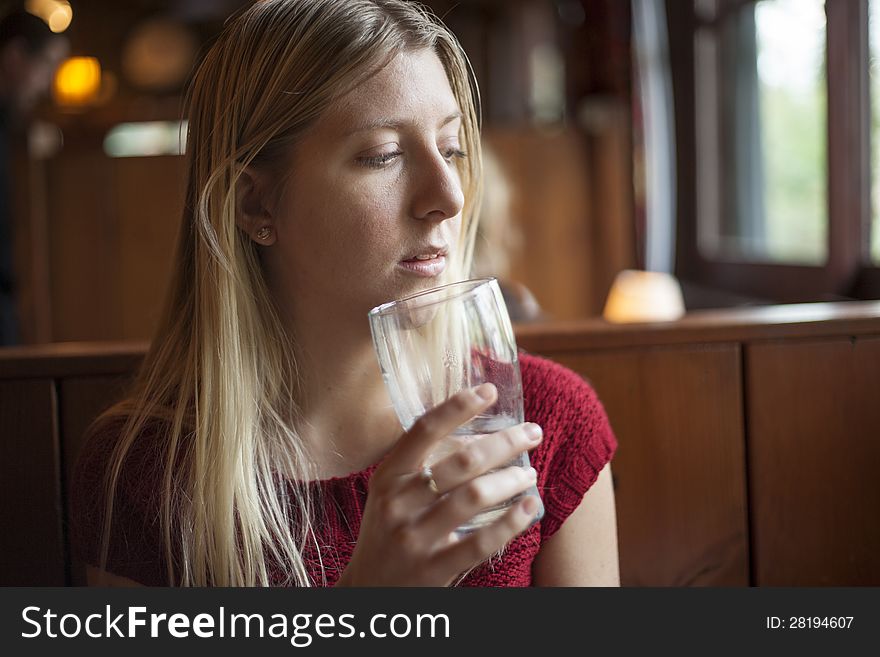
top-left (0, 379), bottom-right (64, 585)
top-left (550, 344), bottom-right (750, 586)
top-left (746, 336), bottom-right (880, 585)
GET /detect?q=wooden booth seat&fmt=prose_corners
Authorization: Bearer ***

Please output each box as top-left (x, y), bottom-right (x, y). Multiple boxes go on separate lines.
top-left (1, 301), bottom-right (879, 586)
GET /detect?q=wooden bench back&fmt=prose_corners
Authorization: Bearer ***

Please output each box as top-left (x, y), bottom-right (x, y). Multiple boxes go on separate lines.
top-left (2, 302), bottom-right (878, 586)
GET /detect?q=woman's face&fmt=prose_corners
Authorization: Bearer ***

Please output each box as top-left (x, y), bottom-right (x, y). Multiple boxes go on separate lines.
top-left (264, 48), bottom-right (466, 324)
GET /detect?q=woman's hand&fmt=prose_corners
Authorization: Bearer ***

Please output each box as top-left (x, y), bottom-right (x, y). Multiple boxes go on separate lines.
top-left (336, 383), bottom-right (543, 587)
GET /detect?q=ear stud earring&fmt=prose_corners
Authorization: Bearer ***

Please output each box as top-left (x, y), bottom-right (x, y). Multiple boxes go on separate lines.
top-left (255, 226), bottom-right (273, 242)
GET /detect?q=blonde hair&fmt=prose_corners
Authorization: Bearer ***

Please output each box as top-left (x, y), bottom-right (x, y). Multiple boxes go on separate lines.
top-left (93, 0), bottom-right (483, 587)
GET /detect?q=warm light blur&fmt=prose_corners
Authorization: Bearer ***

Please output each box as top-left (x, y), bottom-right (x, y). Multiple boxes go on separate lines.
top-left (603, 270), bottom-right (686, 323)
top-left (47, 5), bottom-right (73, 33)
top-left (25, 0), bottom-right (73, 33)
top-left (53, 57), bottom-right (101, 107)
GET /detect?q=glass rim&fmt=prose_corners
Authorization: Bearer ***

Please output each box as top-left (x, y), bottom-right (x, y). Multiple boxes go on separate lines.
top-left (368, 277), bottom-right (498, 318)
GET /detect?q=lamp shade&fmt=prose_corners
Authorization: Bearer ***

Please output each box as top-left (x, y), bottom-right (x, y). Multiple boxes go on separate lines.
top-left (602, 269), bottom-right (685, 323)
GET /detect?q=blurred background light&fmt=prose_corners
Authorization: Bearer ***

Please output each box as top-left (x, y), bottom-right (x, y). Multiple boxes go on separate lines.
top-left (52, 56), bottom-right (101, 107)
top-left (121, 18), bottom-right (198, 91)
top-left (603, 269), bottom-right (686, 323)
top-left (28, 121), bottom-right (64, 159)
top-left (25, 0), bottom-right (73, 33)
top-left (103, 121), bottom-right (188, 158)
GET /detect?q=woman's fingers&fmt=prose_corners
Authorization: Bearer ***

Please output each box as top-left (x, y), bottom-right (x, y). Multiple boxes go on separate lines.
top-left (349, 383), bottom-right (546, 586)
top-left (381, 382), bottom-right (497, 475)
top-left (429, 495), bottom-right (540, 577)
top-left (415, 465), bottom-right (538, 544)
top-left (427, 422), bottom-right (542, 495)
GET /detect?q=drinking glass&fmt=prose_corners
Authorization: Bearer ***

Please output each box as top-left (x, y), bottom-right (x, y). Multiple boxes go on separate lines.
top-left (368, 277), bottom-right (544, 534)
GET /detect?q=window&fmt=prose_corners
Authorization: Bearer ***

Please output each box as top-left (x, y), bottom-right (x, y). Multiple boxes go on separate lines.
top-left (696, 0), bottom-right (828, 264)
top-left (671, 0), bottom-right (878, 303)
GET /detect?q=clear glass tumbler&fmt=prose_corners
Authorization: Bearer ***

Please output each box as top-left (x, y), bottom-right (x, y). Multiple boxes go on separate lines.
top-left (368, 277), bottom-right (544, 534)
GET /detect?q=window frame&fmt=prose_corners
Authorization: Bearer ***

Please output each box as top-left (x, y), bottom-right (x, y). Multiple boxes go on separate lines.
top-left (670, 0), bottom-right (878, 303)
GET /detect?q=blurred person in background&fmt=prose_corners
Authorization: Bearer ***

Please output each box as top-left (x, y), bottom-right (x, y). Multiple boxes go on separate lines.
top-left (473, 143), bottom-right (546, 323)
top-left (0, 9), bottom-right (67, 345)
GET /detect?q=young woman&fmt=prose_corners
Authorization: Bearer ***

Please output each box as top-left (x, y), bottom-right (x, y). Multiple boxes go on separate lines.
top-left (71, 0), bottom-right (619, 587)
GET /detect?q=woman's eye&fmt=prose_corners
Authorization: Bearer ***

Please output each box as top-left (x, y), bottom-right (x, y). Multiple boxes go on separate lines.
top-left (443, 148), bottom-right (467, 162)
top-left (357, 150), bottom-right (403, 169)
top-left (357, 147), bottom-right (467, 170)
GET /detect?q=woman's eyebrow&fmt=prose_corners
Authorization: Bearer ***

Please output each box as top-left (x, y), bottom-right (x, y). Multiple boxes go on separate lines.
top-left (343, 111), bottom-right (462, 136)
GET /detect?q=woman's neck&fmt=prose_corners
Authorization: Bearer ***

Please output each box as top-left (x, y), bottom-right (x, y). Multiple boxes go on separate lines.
top-left (291, 317), bottom-right (402, 479)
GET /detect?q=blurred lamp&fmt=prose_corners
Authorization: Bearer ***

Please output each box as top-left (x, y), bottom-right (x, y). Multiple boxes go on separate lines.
top-left (53, 56), bottom-right (101, 107)
top-left (603, 269), bottom-right (686, 323)
top-left (25, 0), bottom-right (72, 33)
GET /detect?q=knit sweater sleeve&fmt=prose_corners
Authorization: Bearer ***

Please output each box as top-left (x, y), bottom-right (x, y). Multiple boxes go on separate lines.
top-left (519, 352), bottom-right (618, 544)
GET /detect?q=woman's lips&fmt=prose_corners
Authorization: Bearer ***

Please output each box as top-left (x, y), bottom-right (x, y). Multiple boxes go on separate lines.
top-left (398, 255), bottom-right (447, 277)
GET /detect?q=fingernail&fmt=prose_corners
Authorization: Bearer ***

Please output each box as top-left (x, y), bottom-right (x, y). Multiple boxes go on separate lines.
top-left (526, 467), bottom-right (537, 482)
top-left (474, 383), bottom-right (496, 401)
top-left (525, 423), bottom-right (543, 441)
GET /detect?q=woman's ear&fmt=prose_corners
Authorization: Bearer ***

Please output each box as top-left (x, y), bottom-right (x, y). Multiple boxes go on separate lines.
top-left (235, 166), bottom-right (277, 245)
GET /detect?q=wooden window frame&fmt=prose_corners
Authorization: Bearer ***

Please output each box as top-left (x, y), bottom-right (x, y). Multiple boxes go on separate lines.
top-left (670, 0), bottom-right (880, 304)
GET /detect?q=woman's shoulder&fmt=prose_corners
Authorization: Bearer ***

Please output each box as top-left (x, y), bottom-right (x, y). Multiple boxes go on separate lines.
top-left (71, 412), bottom-right (170, 524)
top-left (69, 411), bottom-right (174, 586)
top-left (519, 350), bottom-right (607, 421)
top-left (72, 412), bottom-right (170, 488)
top-left (518, 350), bottom-right (618, 542)
top-left (518, 349), bottom-right (615, 453)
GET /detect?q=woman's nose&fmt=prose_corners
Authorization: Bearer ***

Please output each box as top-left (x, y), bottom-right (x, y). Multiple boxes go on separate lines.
top-left (409, 148), bottom-right (465, 222)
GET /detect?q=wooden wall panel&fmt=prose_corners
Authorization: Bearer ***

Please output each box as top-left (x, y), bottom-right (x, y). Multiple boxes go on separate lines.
top-left (45, 151), bottom-right (184, 343)
top-left (114, 157), bottom-right (184, 341)
top-left (549, 344), bottom-right (750, 586)
top-left (0, 379), bottom-right (64, 585)
top-left (60, 375), bottom-right (133, 586)
top-left (47, 148), bottom-right (120, 342)
top-left (746, 336), bottom-right (880, 585)
top-left (584, 108), bottom-right (637, 309)
top-left (483, 127), bottom-right (596, 320)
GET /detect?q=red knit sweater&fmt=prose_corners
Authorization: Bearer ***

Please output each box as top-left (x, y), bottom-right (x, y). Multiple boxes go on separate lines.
top-left (70, 351), bottom-right (617, 586)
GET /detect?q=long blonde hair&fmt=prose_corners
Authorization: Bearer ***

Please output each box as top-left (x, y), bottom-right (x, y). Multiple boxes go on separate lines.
top-left (93, 0), bottom-right (483, 587)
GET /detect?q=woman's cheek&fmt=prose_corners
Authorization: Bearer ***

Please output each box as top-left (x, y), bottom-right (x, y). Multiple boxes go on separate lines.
top-left (354, 196), bottom-right (398, 233)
